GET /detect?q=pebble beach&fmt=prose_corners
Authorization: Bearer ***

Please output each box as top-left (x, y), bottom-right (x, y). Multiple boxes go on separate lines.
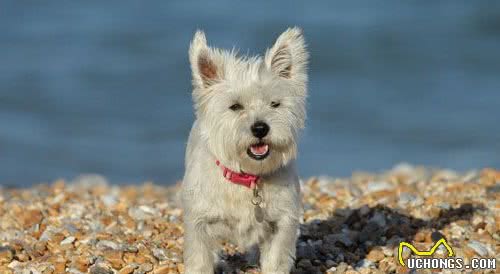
top-left (0, 165), bottom-right (498, 274)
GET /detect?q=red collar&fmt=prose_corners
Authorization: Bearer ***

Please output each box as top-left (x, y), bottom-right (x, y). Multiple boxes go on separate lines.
top-left (215, 160), bottom-right (259, 188)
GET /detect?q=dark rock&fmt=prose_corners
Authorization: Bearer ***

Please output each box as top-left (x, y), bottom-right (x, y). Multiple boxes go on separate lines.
top-left (296, 258), bottom-right (313, 269)
top-left (325, 233), bottom-right (353, 248)
top-left (431, 231), bottom-right (445, 242)
top-left (296, 244), bottom-right (317, 260)
top-left (359, 223), bottom-right (384, 242)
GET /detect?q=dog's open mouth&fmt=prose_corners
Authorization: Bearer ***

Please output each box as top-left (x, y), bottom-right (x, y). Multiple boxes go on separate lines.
top-left (247, 143), bottom-right (269, 160)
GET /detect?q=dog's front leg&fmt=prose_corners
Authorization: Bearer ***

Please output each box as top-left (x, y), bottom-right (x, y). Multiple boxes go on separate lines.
top-left (183, 221), bottom-right (216, 274)
top-left (260, 217), bottom-right (299, 274)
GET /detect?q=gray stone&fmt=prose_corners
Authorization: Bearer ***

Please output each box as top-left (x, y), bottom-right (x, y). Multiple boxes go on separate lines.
top-left (356, 259), bottom-right (375, 268)
top-left (467, 241), bottom-right (489, 257)
top-left (96, 240), bottom-right (119, 250)
top-left (89, 266), bottom-right (113, 274)
top-left (152, 247), bottom-right (167, 261)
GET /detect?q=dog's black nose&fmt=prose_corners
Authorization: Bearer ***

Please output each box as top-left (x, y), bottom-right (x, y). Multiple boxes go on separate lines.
top-left (251, 121), bottom-right (270, 138)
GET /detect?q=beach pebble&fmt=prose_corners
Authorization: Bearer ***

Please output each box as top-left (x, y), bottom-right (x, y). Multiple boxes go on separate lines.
top-left (60, 236), bottom-right (76, 245)
top-left (467, 240), bottom-right (489, 257)
top-left (366, 181), bottom-right (393, 193)
top-left (366, 248), bottom-right (385, 262)
top-left (356, 259), bottom-right (374, 268)
top-left (134, 263), bottom-right (153, 274)
top-left (96, 240), bottom-right (119, 250)
top-left (89, 266), bottom-right (113, 274)
top-left (118, 264), bottom-right (138, 274)
top-left (0, 246), bottom-right (14, 264)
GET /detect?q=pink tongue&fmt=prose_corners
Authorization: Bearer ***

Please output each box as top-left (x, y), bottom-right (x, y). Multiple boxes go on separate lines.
top-left (250, 144), bottom-right (269, 155)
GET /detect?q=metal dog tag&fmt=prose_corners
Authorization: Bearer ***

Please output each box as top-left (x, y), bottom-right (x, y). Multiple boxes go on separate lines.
top-left (252, 186), bottom-right (264, 223)
top-left (254, 205), bottom-right (264, 223)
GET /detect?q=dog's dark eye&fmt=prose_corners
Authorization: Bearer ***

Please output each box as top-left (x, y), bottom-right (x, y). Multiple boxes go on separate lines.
top-left (270, 101), bottom-right (281, 108)
top-left (229, 103), bottom-right (243, 111)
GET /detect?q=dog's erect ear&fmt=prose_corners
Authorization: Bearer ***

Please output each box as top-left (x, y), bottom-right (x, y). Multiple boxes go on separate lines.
top-left (189, 30), bottom-right (222, 89)
top-left (265, 27), bottom-right (308, 81)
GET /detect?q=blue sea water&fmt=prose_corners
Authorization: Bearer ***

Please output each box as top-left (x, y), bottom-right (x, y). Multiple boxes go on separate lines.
top-left (1, 1), bottom-right (499, 186)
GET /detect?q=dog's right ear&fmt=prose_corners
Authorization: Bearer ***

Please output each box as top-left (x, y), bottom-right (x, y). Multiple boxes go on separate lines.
top-left (189, 31), bottom-right (222, 90)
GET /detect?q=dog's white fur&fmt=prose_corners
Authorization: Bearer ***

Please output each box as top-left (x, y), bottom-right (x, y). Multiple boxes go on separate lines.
top-left (181, 27), bottom-right (308, 274)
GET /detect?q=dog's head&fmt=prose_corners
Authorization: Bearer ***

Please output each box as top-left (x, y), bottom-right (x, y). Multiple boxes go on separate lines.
top-left (189, 28), bottom-right (308, 175)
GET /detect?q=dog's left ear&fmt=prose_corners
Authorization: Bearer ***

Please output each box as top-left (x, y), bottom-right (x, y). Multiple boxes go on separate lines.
top-left (265, 27), bottom-right (308, 82)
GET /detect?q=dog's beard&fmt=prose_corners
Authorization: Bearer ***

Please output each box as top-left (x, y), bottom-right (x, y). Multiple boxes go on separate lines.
top-left (233, 136), bottom-right (297, 175)
top-left (204, 130), bottom-right (296, 175)
top-left (201, 112), bottom-right (300, 176)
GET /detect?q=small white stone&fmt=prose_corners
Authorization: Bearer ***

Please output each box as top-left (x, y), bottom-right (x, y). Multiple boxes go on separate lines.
top-left (366, 181), bottom-right (393, 193)
top-left (60, 236), bottom-right (76, 245)
top-left (8, 259), bottom-right (22, 269)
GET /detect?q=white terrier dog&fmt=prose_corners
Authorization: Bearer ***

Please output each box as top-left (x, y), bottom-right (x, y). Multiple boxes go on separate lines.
top-left (181, 27), bottom-right (308, 274)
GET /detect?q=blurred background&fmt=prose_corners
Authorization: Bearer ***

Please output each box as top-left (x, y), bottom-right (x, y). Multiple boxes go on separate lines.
top-left (1, 1), bottom-right (499, 186)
